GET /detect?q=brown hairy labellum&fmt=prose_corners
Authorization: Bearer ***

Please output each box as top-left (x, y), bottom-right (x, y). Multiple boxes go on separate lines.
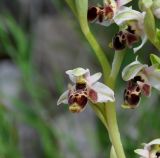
top-left (87, 5), bottom-right (114, 23)
top-left (68, 89), bottom-right (88, 113)
top-left (112, 25), bottom-right (139, 51)
top-left (123, 76), bottom-right (144, 108)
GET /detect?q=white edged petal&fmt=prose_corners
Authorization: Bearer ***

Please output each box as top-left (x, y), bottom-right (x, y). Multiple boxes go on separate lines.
top-left (133, 34), bottom-right (147, 53)
top-left (134, 149), bottom-right (149, 157)
top-left (91, 82), bottom-right (115, 103)
top-left (57, 90), bottom-right (69, 105)
top-left (87, 72), bottom-right (102, 85)
top-left (65, 67), bottom-right (90, 83)
top-left (122, 60), bottom-right (147, 81)
top-left (116, 0), bottom-right (132, 7)
top-left (148, 138), bottom-right (160, 146)
top-left (144, 66), bottom-right (160, 91)
top-left (114, 7), bottom-right (144, 26)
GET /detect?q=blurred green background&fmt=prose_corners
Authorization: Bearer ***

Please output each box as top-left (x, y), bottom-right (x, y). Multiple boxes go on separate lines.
top-left (0, 0), bottom-right (159, 158)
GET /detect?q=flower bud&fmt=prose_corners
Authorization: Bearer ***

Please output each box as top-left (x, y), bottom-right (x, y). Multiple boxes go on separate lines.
top-left (144, 9), bottom-right (156, 42)
top-left (138, 0), bottom-right (153, 11)
top-left (152, 0), bottom-right (160, 19)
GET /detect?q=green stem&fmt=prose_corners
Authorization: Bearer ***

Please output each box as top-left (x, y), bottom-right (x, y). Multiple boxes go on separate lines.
top-left (105, 51), bottom-right (126, 158)
top-left (90, 103), bottom-right (108, 130)
top-left (106, 102), bottom-right (126, 158)
top-left (107, 51), bottom-right (126, 88)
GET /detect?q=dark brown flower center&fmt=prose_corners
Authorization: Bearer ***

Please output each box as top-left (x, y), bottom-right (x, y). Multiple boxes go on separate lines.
top-left (76, 83), bottom-right (86, 90)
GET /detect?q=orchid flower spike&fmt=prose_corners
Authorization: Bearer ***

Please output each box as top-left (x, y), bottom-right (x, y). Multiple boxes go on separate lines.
top-left (122, 58), bottom-right (160, 109)
top-left (112, 7), bottom-right (147, 53)
top-left (135, 138), bottom-right (160, 158)
top-left (57, 68), bottom-right (115, 113)
top-left (87, 0), bottom-right (132, 27)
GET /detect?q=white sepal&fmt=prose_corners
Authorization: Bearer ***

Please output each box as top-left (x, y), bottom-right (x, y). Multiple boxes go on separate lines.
top-left (134, 149), bottom-right (149, 157)
top-left (114, 7), bottom-right (144, 26)
top-left (91, 82), bottom-right (115, 103)
top-left (147, 138), bottom-right (160, 146)
top-left (145, 66), bottom-right (160, 91)
top-left (57, 90), bottom-right (69, 105)
top-left (66, 67), bottom-right (89, 83)
top-left (122, 60), bottom-right (147, 81)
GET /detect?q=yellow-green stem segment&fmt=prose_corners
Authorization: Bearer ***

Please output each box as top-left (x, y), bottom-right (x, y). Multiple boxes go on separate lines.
top-left (105, 51), bottom-right (126, 158)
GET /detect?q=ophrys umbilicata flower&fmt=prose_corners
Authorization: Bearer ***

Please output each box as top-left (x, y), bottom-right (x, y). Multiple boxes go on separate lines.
top-left (122, 58), bottom-right (160, 108)
top-left (87, 0), bottom-right (132, 26)
top-left (112, 7), bottom-right (147, 53)
top-left (57, 68), bottom-right (115, 113)
top-left (135, 139), bottom-right (160, 158)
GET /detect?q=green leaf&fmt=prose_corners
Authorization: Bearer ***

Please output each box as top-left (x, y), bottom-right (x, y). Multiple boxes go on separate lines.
top-left (150, 53), bottom-right (160, 69)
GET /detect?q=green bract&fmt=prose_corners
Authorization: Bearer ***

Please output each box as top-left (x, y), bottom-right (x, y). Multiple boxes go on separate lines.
top-left (150, 54), bottom-right (160, 70)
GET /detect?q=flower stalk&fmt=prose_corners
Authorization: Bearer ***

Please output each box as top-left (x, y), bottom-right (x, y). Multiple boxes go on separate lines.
top-left (105, 51), bottom-right (126, 158)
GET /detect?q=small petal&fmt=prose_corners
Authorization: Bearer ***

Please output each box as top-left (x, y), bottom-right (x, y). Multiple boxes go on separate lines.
top-left (87, 72), bottom-right (102, 85)
top-left (122, 60), bottom-right (147, 81)
top-left (134, 149), bottom-right (149, 157)
top-left (57, 90), bottom-right (69, 105)
top-left (90, 82), bottom-right (115, 103)
top-left (144, 66), bottom-right (160, 91)
top-left (88, 88), bottom-right (98, 103)
top-left (137, 81), bottom-right (152, 96)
